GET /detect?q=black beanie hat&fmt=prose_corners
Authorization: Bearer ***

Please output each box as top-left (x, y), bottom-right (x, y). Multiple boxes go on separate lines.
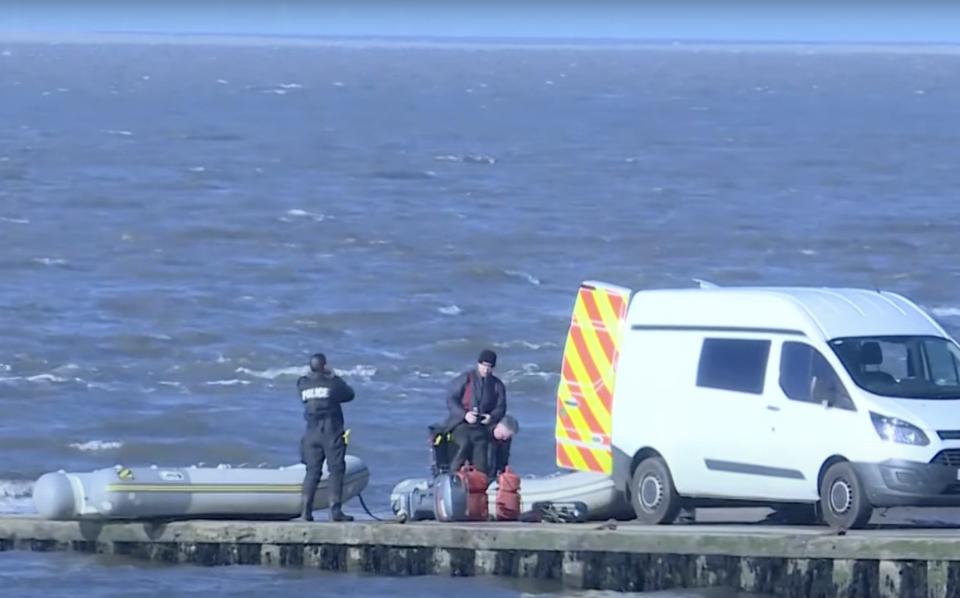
top-left (478, 349), bottom-right (497, 367)
top-left (309, 353), bottom-right (327, 372)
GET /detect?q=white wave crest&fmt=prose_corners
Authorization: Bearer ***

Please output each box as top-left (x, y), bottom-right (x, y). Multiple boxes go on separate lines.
top-left (103, 129), bottom-right (133, 136)
top-left (32, 257), bottom-right (68, 266)
top-left (0, 363), bottom-right (9, 372)
top-left (26, 374), bottom-right (68, 383)
top-left (494, 340), bottom-right (559, 350)
top-left (503, 363), bottom-right (558, 383)
top-left (0, 480), bottom-right (33, 514)
top-left (188, 166), bottom-right (206, 172)
top-left (1, 216), bottom-right (30, 224)
top-left (439, 305), bottom-right (462, 316)
top-left (504, 269), bottom-right (541, 285)
top-left (334, 365), bottom-right (377, 381)
top-left (284, 209), bottom-right (325, 222)
top-left (216, 79), bottom-right (229, 85)
top-left (236, 365), bottom-right (305, 380)
top-left (69, 440), bottom-right (123, 451)
top-left (278, 83), bottom-right (303, 89)
top-left (206, 379), bottom-right (252, 386)
top-left (464, 154), bottom-right (495, 164)
top-left (1, 480), bottom-right (31, 498)
top-left (932, 307), bottom-right (960, 318)
top-left (433, 154), bottom-right (496, 165)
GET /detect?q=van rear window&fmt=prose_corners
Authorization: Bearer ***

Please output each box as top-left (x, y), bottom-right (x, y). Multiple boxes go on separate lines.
top-left (697, 338), bottom-right (771, 394)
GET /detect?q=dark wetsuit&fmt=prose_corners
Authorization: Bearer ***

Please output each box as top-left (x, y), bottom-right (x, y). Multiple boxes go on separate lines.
top-left (297, 370), bottom-right (354, 517)
top-left (443, 369), bottom-right (506, 475)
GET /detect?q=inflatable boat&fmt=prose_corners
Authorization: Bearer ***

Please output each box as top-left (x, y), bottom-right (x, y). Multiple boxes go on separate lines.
top-left (33, 455), bottom-right (369, 521)
top-left (390, 470), bottom-right (632, 522)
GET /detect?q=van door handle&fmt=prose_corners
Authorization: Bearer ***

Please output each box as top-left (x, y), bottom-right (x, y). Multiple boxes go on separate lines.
top-left (766, 405), bottom-right (781, 412)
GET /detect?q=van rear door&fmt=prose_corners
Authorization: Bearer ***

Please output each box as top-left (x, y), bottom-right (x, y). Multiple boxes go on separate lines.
top-left (555, 281), bottom-right (631, 474)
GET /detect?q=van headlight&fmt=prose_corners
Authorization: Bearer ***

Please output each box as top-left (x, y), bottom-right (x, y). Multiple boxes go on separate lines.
top-left (870, 412), bottom-right (929, 446)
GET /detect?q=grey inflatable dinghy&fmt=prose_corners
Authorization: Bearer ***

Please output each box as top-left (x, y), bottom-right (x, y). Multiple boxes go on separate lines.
top-left (391, 470), bottom-right (632, 522)
top-left (33, 455), bottom-right (369, 521)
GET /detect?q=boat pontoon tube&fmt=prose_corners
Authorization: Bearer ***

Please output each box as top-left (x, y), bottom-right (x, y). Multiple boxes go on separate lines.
top-left (33, 455), bottom-right (369, 521)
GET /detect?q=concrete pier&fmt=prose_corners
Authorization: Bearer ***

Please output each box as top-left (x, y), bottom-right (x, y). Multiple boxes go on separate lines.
top-left (3, 516), bottom-right (960, 597)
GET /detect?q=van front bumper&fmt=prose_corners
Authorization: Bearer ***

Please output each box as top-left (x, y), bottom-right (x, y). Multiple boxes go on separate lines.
top-left (853, 460), bottom-right (960, 507)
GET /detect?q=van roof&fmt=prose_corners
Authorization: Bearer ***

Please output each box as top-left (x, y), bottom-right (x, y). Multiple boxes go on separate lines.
top-left (627, 286), bottom-right (946, 340)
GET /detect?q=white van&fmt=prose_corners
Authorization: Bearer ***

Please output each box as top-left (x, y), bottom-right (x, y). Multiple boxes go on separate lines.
top-left (554, 281), bottom-right (960, 529)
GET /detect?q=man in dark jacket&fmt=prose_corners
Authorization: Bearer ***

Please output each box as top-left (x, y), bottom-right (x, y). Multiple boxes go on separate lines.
top-left (444, 349), bottom-right (507, 475)
top-left (297, 352), bottom-right (355, 522)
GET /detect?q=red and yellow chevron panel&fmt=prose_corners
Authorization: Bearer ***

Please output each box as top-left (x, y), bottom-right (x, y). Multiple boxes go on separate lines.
top-left (555, 282), bottom-right (631, 474)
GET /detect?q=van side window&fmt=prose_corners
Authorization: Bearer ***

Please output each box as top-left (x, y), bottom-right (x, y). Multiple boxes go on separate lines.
top-left (924, 339), bottom-right (960, 386)
top-left (696, 338), bottom-right (770, 395)
top-left (780, 342), bottom-right (855, 410)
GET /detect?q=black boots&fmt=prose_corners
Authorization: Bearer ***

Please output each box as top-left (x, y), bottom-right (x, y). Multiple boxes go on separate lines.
top-left (299, 471), bottom-right (353, 522)
top-left (328, 470), bottom-right (353, 522)
top-left (299, 490), bottom-right (315, 522)
top-left (330, 505), bottom-right (354, 522)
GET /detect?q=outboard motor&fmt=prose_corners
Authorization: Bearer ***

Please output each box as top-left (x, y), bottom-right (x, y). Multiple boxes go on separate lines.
top-left (390, 478), bottom-right (436, 523)
top-left (433, 473), bottom-right (469, 522)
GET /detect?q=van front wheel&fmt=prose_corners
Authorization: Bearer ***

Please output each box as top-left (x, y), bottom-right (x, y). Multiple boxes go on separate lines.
top-left (630, 457), bottom-right (681, 524)
top-left (819, 462), bottom-right (873, 530)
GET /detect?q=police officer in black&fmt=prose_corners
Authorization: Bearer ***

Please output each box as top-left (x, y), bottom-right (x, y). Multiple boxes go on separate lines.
top-left (297, 352), bottom-right (355, 522)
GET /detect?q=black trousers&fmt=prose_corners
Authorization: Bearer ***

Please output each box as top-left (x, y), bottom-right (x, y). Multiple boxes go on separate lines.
top-left (300, 418), bottom-right (346, 510)
top-left (450, 423), bottom-right (491, 475)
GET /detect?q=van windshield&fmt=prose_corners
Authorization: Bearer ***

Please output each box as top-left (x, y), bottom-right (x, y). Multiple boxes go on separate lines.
top-left (829, 335), bottom-right (960, 399)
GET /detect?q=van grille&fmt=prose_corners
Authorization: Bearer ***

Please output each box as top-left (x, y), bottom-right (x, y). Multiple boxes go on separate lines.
top-left (937, 431), bottom-right (960, 441)
top-left (931, 450), bottom-right (960, 467)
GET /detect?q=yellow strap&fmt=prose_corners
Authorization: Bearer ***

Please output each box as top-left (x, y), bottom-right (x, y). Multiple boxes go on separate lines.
top-left (343, 429), bottom-right (351, 446)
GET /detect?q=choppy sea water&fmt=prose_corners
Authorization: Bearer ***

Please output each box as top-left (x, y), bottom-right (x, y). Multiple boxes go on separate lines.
top-left (2, 36), bottom-right (960, 595)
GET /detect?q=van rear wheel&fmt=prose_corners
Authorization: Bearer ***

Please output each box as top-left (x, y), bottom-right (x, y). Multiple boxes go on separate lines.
top-left (819, 462), bottom-right (873, 530)
top-left (630, 457), bottom-right (681, 524)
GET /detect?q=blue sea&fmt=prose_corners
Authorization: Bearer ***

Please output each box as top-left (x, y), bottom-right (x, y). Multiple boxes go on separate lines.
top-left (1, 34), bottom-right (959, 595)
